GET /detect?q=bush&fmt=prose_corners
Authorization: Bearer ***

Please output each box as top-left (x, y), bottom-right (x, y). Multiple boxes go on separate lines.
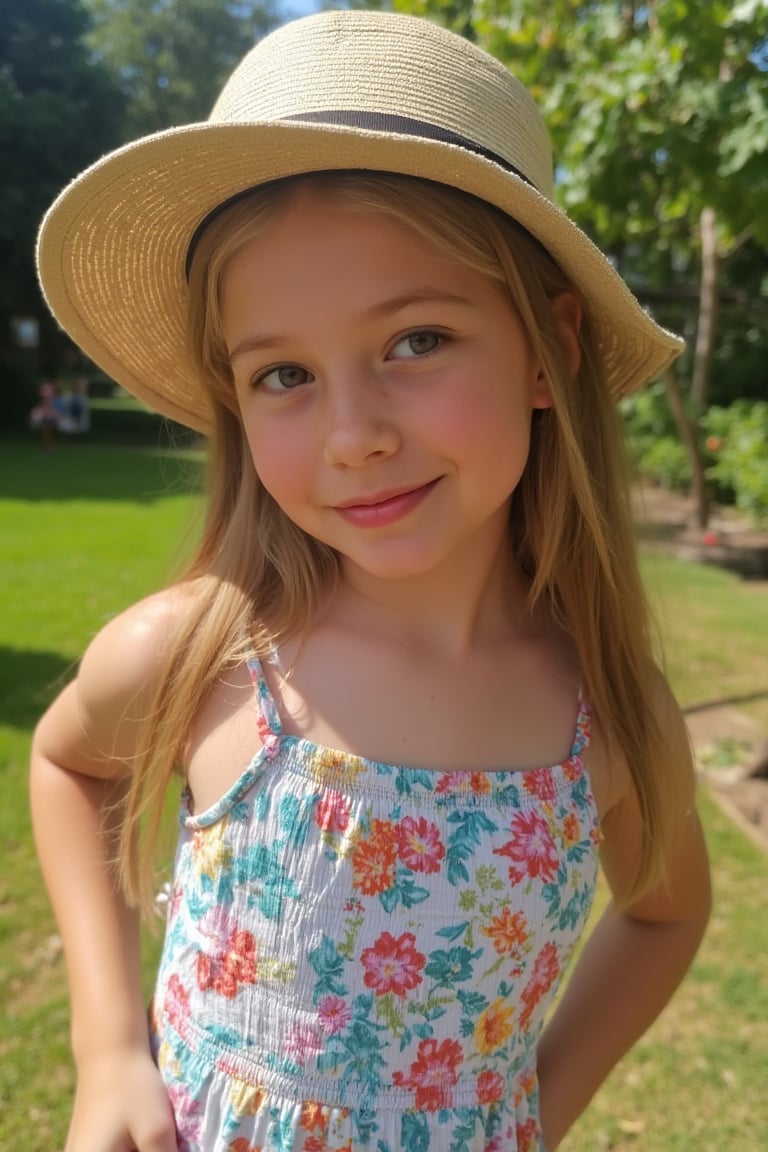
top-left (621, 383), bottom-right (691, 490)
top-left (704, 402), bottom-right (768, 525)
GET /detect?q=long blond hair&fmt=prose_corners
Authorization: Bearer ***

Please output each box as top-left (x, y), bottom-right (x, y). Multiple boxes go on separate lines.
top-left (120, 172), bottom-right (671, 914)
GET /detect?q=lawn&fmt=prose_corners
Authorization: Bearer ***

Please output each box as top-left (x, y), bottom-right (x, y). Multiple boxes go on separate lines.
top-left (1, 437), bottom-right (767, 1150)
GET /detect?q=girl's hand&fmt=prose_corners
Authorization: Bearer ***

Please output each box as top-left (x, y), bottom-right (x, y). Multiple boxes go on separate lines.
top-left (65, 1046), bottom-right (177, 1152)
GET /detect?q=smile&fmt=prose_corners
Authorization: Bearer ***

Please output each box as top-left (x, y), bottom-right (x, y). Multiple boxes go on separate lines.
top-left (334, 480), bottom-right (440, 528)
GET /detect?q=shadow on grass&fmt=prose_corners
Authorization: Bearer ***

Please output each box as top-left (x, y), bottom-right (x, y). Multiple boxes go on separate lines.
top-left (0, 648), bottom-right (76, 729)
top-left (0, 439), bottom-right (203, 503)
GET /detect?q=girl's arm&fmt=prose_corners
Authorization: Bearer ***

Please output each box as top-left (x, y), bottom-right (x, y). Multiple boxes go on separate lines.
top-left (536, 675), bottom-right (712, 1150)
top-left (30, 596), bottom-right (182, 1152)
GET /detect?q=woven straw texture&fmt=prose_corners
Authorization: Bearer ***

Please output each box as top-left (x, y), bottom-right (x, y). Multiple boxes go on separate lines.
top-left (37, 10), bottom-right (683, 433)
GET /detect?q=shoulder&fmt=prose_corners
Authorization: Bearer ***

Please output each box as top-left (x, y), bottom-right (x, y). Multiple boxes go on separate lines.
top-left (34, 582), bottom-right (204, 775)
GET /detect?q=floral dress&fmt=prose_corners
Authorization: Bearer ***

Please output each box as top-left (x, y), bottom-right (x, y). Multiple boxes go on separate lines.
top-left (150, 656), bottom-right (602, 1152)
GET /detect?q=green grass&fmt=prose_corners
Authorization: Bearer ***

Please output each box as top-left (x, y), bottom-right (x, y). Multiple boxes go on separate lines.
top-left (1, 438), bottom-right (767, 1150)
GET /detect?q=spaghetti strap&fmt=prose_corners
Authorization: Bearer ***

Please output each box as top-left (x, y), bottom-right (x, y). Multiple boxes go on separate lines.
top-left (570, 692), bottom-right (592, 758)
top-left (246, 653), bottom-right (284, 741)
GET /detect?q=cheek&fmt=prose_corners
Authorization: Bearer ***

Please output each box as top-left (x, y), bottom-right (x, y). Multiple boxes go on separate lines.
top-left (243, 420), bottom-right (312, 509)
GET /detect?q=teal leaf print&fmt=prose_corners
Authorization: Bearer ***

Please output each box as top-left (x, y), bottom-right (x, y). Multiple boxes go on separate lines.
top-left (395, 769), bottom-right (436, 795)
top-left (309, 935), bottom-right (348, 1001)
top-left (401, 1111), bottom-right (430, 1152)
top-left (456, 989), bottom-right (489, 1017)
top-left (445, 810), bottom-right (499, 886)
top-left (379, 871), bottom-right (430, 913)
top-left (277, 792), bottom-right (316, 848)
top-left (355, 1102), bottom-right (379, 1145)
top-left (567, 839), bottom-right (593, 863)
top-left (424, 946), bottom-right (481, 988)
top-left (435, 921), bottom-right (471, 943)
top-left (234, 843), bottom-right (301, 921)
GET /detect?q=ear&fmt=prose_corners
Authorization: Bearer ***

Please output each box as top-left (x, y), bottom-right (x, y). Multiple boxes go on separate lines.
top-left (531, 291), bottom-right (583, 409)
top-left (551, 291), bottom-right (582, 377)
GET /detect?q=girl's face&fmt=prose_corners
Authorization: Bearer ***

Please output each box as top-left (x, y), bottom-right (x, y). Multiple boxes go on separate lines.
top-left (220, 186), bottom-right (552, 584)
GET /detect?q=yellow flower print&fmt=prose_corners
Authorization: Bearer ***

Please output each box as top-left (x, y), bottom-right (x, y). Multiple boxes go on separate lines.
top-left (228, 1077), bottom-right (265, 1119)
top-left (193, 820), bottom-right (233, 880)
top-left (474, 998), bottom-right (515, 1054)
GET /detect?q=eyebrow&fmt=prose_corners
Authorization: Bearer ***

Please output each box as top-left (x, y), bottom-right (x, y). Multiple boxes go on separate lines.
top-left (227, 289), bottom-right (471, 363)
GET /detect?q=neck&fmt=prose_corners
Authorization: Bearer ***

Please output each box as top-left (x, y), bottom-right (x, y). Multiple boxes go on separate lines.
top-left (332, 533), bottom-right (533, 660)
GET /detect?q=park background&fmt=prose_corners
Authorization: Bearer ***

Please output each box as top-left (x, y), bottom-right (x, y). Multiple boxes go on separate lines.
top-left (2, 1), bottom-right (767, 1149)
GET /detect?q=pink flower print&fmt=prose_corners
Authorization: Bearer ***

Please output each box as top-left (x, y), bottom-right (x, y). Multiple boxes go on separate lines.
top-left (166, 1080), bottom-right (203, 1145)
top-left (519, 941), bottom-right (561, 1029)
top-left (315, 790), bottom-right (351, 834)
top-left (395, 816), bottom-right (445, 874)
top-left (493, 810), bottom-right (559, 884)
top-left (286, 1021), bottom-right (324, 1064)
top-left (361, 931), bottom-right (426, 997)
top-left (196, 929), bottom-right (258, 998)
top-left (476, 1068), bottom-right (506, 1105)
top-left (165, 974), bottom-right (192, 1039)
top-left (317, 994), bottom-right (352, 1035)
top-left (392, 1037), bottom-right (463, 1110)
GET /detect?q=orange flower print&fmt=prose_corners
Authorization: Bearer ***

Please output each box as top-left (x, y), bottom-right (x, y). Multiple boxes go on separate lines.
top-left (562, 812), bottom-right (580, 847)
top-left (481, 907), bottom-right (529, 957)
top-left (435, 771), bottom-right (492, 795)
top-left (228, 1138), bottom-right (262, 1152)
top-left (300, 1100), bottom-right (329, 1132)
top-left (351, 819), bottom-right (397, 896)
top-left (361, 930), bottom-right (426, 997)
top-left (516, 1117), bottom-right (539, 1152)
top-left (519, 941), bottom-right (561, 1029)
top-left (197, 929), bottom-right (258, 998)
top-left (475, 998), bottom-right (515, 1054)
top-left (392, 1037), bottom-right (463, 1110)
top-left (493, 810), bottom-right (559, 884)
top-left (477, 1068), bottom-right (506, 1104)
top-left (395, 816), bottom-right (445, 874)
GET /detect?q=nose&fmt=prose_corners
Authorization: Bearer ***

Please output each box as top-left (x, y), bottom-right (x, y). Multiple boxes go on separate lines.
top-left (322, 372), bottom-right (401, 467)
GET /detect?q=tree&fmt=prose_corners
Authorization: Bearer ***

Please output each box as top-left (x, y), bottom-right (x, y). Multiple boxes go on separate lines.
top-left (83, 0), bottom-right (281, 138)
top-left (0, 0), bottom-right (125, 422)
top-left (395, 0), bottom-right (768, 526)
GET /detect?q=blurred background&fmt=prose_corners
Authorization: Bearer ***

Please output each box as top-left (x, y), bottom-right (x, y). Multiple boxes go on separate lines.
top-left (1, 3), bottom-right (767, 1149)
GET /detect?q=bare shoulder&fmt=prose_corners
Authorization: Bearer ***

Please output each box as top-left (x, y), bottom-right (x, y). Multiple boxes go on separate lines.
top-left (33, 582), bottom-right (203, 777)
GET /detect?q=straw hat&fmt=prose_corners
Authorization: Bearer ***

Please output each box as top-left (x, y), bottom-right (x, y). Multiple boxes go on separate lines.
top-left (37, 9), bottom-right (683, 434)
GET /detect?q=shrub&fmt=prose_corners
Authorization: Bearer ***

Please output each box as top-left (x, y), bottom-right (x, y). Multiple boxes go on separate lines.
top-left (704, 402), bottom-right (768, 525)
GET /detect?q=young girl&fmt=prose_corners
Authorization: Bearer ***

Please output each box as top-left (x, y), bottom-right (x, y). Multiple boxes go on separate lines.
top-left (32, 11), bottom-right (710, 1152)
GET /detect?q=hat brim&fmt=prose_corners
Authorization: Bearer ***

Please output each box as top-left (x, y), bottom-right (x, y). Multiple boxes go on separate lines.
top-left (37, 119), bottom-right (683, 434)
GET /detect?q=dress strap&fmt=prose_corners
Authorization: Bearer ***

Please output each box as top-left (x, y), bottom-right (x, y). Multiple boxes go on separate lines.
top-left (570, 692), bottom-right (592, 758)
top-left (246, 652), bottom-right (284, 742)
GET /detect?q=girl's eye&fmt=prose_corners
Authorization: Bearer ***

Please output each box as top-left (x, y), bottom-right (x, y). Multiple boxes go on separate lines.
top-left (389, 330), bottom-right (443, 359)
top-left (255, 364), bottom-right (313, 392)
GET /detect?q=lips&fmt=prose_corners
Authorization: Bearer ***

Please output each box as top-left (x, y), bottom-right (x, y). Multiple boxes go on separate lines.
top-left (333, 479), bottom-right (439, 528)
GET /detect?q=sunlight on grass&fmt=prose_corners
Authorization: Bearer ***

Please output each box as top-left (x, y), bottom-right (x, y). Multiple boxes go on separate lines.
top-left (2, 439), bottom-right (767, 1149)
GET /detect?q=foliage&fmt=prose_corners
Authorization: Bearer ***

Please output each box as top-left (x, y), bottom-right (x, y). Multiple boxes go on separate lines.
top-left (0, 0), bottom-right (125, 422)
top-left (704, 401), bottom-right (768, 524)
top-left (83, 0), bottom-right (281, 137)
top-left (621, 383), bottom-right (690, 489)
top-left (394, 0), bottom-right (768, 479)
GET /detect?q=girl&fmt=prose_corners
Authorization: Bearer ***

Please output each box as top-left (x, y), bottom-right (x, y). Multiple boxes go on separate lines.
top-left (32, 11), bottom-right (710, 1152)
